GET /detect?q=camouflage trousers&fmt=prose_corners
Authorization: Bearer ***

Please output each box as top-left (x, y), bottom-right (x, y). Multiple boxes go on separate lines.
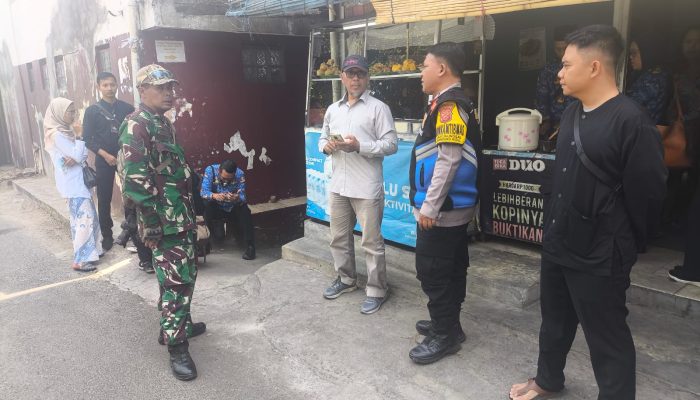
top-left (153, 230), bottom-right (197, 346)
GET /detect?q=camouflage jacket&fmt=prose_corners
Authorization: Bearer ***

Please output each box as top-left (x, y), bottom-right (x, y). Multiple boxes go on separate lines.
top-left (118, 105), bottom-right (195, 240)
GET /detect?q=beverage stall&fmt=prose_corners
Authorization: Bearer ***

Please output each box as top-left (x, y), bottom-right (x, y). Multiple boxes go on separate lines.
top-left (303, 0), bottom-right (626, 247)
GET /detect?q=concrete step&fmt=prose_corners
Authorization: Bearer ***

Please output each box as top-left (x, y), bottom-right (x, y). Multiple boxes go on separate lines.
top-left (285, 221), bottom-right (542, 308)
top-left (628, 248), bottom-right (700, 319)
top-left (294, 220), bottom-right (700, 318)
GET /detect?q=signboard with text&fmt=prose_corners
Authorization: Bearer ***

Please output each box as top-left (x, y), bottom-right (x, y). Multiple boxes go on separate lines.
top-left (480, 149), bottom-right (555, 244)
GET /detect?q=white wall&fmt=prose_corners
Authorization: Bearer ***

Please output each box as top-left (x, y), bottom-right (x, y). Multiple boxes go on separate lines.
top-left (4, 0), bottom-right (128, 66)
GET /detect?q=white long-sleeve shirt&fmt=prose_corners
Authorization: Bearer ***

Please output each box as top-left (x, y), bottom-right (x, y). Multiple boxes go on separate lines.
top-left (319, 90), bottom-right (398, 199)
top-left (49, 134), bottom-right (91, 199)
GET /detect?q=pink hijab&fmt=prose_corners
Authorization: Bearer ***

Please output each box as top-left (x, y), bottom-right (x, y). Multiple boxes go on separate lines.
top-left (43, 97), bottom-right (75, 152)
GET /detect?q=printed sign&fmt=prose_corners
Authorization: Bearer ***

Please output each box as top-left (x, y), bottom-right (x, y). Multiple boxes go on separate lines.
top-left (156, 40), bottom-right (187, 63)
top-left (305, 130), bottom-right (417, 247)
top-left (518, 27), bottom-right (546, 71)
top-left (480, 149), bottom-right (555, 244)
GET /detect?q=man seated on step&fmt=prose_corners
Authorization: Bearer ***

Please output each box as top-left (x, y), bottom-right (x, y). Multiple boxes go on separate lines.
top-left (200, 159), bottom-right (256, 260)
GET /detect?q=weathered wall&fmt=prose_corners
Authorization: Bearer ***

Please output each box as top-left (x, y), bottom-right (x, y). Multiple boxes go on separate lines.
top-left (0, 0), bottom-right (131, 170)
top-left (1, 0), bottom-right (311, 205)
top-left (140, 28), bottom-right (309, 203)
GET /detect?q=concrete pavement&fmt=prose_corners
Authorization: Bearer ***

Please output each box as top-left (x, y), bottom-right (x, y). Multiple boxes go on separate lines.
top-left (6, 176), bottom-right (700, 399)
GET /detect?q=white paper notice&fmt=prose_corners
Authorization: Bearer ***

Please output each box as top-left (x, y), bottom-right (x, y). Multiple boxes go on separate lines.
top-left (156, 40), bottom-right (186, 63)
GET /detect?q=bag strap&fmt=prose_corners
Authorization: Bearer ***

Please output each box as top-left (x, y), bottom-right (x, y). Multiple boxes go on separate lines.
top-left (95, 102), bottom-right (116, 122)
top-left (672, 80), bottom-right (684, 122)
top-left (573, 105), bottom-right (622, 192)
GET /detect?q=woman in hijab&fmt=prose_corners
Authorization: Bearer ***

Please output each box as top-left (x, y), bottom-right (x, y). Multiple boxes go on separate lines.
top-left (44, 97), bottom-right (103, 272)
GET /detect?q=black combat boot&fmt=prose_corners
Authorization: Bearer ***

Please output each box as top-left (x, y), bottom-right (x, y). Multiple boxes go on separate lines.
top-left (415, 320), bottom-right (466, 343)
top-left (409, 333), bottom-right (461, 365)
top-left (168, 341), bottom-right (197, 381)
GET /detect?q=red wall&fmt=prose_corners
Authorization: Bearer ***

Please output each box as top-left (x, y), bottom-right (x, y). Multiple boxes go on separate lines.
top-left (140, 29), bottom-right (309, 204)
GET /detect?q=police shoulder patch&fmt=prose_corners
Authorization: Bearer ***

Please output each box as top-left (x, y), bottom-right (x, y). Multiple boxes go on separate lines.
top-left (435, 101), bottom-right (467, 145)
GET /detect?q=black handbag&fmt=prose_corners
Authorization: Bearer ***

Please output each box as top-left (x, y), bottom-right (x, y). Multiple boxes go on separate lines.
top-left (83, 164), bottom-right (97, 189)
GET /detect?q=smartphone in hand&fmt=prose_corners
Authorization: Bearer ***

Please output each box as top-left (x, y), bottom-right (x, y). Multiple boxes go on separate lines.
top-left (328, 133), bottom-right (344, 142)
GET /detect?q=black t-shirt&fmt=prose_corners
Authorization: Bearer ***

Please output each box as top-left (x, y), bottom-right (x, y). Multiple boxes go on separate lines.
top-left (542, 94), bottom-right (667, 275)
top-left (82, 99), bottom-right (134, 164)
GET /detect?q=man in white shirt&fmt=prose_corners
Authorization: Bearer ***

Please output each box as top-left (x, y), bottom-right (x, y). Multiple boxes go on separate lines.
top-left (319, 55), bottom-right (398, 314)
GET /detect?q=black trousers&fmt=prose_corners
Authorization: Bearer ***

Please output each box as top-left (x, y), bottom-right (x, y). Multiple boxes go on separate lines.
top-left (415, 223), bottom-right (469, 335)
top-left (204, 200), bottom-right (255, 247)
top-left (95, 161), bottom-right (116, 239)
top-left (123, 206), bottom-right (152, 264)
top-left (535, 259), bottom-right (635, 399)
top-left (680, 178), bottom-right (700, 277)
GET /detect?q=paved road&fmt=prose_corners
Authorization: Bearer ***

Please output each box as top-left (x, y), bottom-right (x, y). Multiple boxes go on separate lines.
top-left (2, 184), bottom-right (699, 400)
top-left (0, 186), bottom-right (286, 399)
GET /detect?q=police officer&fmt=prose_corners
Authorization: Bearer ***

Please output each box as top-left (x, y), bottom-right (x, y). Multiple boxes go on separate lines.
top-left (535, 26), bottom-right (576, 137)
top-left (408, 42), bottom-right (481, 365)
top-left (119, 64), bottom-right (205, 381)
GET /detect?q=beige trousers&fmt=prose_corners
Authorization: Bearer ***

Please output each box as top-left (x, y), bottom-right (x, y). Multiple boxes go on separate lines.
top-left (329, 192), bottom-right (388, 297)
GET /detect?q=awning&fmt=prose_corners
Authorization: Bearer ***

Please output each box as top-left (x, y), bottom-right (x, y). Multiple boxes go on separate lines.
top-left (226, 0), bottom-right (371, 17)
top-left (370, 0), bottom-right (611, 24)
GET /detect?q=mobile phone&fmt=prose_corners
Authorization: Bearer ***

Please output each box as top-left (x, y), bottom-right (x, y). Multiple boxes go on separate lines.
top-left (328, 133), bottom-right (344, 142)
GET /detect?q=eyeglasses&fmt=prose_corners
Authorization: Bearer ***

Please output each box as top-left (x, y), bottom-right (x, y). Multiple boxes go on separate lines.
top-left (344, 69), bottom-right (368, 79)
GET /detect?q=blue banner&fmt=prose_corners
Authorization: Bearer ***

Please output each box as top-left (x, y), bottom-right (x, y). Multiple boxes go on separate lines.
top-left (305, 130), bottom-right (417, 247)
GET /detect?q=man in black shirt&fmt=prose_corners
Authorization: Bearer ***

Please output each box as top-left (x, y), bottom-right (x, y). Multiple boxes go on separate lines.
top-left (83, 72), bottom-right (135, 250)
top-left (509, 26), bottom-right (667, 400)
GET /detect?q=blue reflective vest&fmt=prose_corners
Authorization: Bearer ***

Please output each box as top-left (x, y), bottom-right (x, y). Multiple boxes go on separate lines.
top-left (410, 88), bottom-right (481, 211)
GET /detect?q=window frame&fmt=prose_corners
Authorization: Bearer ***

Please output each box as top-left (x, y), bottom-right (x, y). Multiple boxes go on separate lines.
top-left (241, 46), bottom-right (286, 84)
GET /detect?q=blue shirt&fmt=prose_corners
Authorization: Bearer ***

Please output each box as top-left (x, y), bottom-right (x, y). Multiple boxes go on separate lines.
top-left (200, 164), bottom-right (247, 212)
top-left (535, 62), bottom-right (575, 123)
top-left (626, 67), bottom-right (672, 125)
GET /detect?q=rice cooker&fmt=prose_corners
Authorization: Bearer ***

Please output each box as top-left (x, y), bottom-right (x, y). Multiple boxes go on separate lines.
top-left (496, 108), bottom-right (542, 151)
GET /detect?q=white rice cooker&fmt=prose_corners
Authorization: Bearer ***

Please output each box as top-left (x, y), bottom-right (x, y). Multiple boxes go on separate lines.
top-left (496, 108), bottom-right (542, 151)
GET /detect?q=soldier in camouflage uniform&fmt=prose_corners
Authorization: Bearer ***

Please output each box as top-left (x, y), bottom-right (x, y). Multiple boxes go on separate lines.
top-left (119, 64), bottom-right (204, 381)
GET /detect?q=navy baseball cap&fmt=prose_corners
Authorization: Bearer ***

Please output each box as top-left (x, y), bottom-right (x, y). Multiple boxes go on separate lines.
top-left (341, 55), bottom-right (369, 72)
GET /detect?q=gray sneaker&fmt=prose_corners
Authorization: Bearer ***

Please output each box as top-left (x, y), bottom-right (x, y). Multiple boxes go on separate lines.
top-left (323, 277), bottom-right (357, 299)
top-left (360, 293), bottom-right (388, 314)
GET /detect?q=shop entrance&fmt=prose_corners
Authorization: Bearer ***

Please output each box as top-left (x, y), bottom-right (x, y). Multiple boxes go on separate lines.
top-left (626, 0), bottom-right (700, 251)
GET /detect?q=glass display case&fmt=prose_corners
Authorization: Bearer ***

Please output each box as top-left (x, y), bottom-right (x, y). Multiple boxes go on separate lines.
top-left (305, 18), bottom-right (487, 137)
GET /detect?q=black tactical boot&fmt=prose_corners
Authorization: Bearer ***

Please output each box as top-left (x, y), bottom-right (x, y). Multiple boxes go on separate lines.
top-left (415, 320), bottom-right (466, 343)
top-left (168, 341), bottom-right (197, 381)
top-left (409, 333), bottom-right (461, 365)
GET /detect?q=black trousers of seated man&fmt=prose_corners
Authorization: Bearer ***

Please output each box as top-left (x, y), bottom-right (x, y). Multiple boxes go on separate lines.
top-left (96, 159), bottom-right (116, 240)
top-left (123, 206), bottom-right (153, 264)
top-left (204, 200), bottom-right (255, 248)
top-left (535, 258), bottom-right (635, 400)
top-left (415, 223), bottom-right (469, 335)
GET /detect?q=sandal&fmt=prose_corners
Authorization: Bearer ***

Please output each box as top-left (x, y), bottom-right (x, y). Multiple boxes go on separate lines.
top-left (72, 262), bottom-right (97, 272)
top-left (509, 378), bottom-right (558, 400)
